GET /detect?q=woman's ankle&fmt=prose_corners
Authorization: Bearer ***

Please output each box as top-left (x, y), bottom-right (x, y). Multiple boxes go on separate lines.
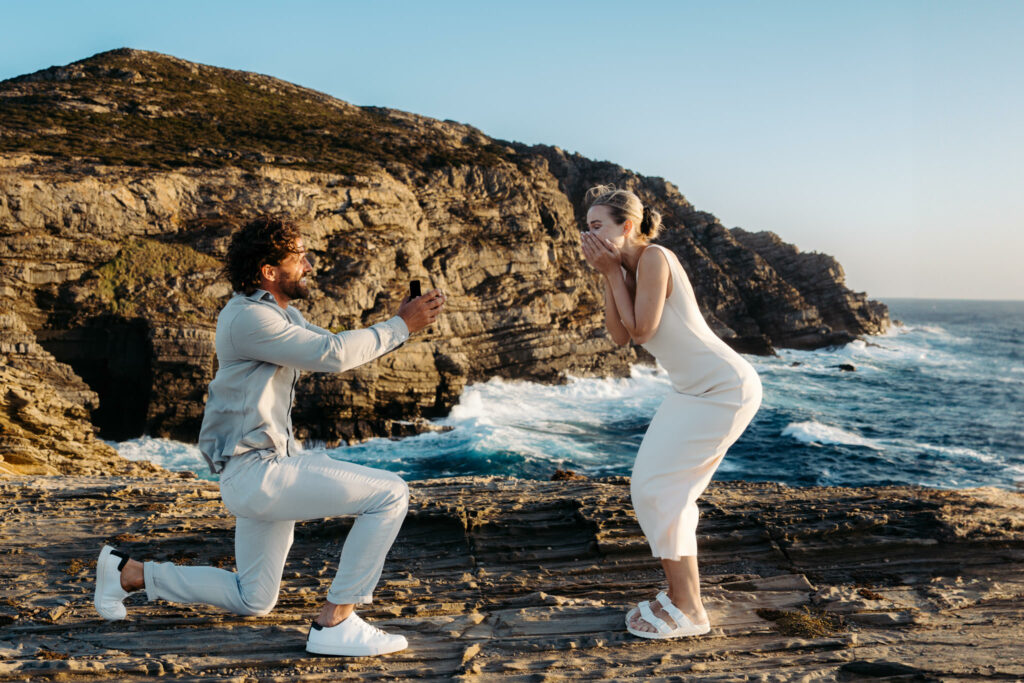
top-left (668, 591), bottom-right (707, 623)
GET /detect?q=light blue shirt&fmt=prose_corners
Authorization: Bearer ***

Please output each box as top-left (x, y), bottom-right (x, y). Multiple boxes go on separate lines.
top-left (198, 289), bottom-right (409, 474)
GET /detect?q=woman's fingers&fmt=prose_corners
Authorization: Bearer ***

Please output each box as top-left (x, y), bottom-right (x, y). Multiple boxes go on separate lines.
top-left (582, 244), bottom-right (594, 260)
top-left (582, 232), bottom-right (610, 254)
top-left (582, 233), bottom-right (617, 270)
top-left (581, 233), bottom-right (609, 270)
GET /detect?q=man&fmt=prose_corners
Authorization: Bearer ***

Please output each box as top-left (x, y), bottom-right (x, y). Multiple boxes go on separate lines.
top-left (94, 216), bottom-right (446, 657)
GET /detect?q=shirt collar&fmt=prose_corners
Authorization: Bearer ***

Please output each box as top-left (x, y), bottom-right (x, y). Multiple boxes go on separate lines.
top-left (246, 288), bottom-right (276, 302)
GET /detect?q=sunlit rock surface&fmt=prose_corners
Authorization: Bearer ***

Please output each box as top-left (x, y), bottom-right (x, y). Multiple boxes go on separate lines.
top-left (0, 475), bottom-right (1019, 680)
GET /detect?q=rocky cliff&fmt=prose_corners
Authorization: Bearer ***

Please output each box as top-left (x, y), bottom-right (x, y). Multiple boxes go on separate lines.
top-left (0, 311), bottom-right (161, 476)
top-left (0, 49), bottom-right (889, 466)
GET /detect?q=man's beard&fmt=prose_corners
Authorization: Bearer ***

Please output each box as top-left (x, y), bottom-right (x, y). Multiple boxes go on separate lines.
top-left (280, 274), bottom-right (310, 300)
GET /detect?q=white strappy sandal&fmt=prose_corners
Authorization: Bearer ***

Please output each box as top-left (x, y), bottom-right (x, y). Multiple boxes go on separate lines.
top-left (626, 590), bottom-right (711, 639)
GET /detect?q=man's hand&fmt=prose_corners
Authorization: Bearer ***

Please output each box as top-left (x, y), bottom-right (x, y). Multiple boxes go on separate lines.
top-left (398, 288), bottom-right (446, 333)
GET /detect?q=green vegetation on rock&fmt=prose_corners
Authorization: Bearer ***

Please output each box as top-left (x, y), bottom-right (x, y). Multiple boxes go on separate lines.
top-left (1, 48), bottom-right (518, 174)
top-left (94, 238), bottom-right (220, 318)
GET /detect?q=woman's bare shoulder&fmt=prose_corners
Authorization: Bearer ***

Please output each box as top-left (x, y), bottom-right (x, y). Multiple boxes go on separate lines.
top-left (639, 244), bottom-right (672, 272)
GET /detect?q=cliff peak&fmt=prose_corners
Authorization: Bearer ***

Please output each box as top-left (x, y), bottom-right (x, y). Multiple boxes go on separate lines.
top-left (1, 49), bottom-right (508, 175)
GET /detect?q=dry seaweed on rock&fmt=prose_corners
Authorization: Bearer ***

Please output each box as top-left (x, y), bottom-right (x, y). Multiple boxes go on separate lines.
top-left (756, 605), bottom-right (845, 637)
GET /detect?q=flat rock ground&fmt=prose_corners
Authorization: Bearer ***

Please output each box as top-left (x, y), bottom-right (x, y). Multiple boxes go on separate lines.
top-left (0, 475), bottom-right (1022, 682)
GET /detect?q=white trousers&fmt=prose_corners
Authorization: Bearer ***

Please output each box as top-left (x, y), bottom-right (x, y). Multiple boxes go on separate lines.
top-left (143, 450), bottom-right (408, 615)
top-left (631, 379), bottom-right (762, 560)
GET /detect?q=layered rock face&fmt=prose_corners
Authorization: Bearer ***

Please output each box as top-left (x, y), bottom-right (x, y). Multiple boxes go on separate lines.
top-left (0, 49), bottom-right (889, 463)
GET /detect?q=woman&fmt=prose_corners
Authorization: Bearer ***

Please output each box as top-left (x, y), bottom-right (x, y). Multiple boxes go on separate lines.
top-left (579, 186), bottom-right (762, 640)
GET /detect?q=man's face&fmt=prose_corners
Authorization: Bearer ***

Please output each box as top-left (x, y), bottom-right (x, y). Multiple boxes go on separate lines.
top-left (274, 238), bottom-right (314, 301)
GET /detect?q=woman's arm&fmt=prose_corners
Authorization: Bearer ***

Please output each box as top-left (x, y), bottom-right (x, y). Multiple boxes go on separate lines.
top-left (602, 278), bottom-right (632, 346)
top-left (590, 238), bottom-right (670, 345)
top-left (581, 232), bottom-right (631, 345)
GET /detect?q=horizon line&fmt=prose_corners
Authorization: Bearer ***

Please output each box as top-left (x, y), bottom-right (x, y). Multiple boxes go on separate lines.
top-left (876, 295), bottom-right (1024, 303)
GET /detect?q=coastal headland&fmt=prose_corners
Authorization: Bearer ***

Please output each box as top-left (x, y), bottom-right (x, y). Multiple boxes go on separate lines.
top-left (1, 49), bottom-right (887, 474)
top-left (1, 474), bottom-right (1021, 680)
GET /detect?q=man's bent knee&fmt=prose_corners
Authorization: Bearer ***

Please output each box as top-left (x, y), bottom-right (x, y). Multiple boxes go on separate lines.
top-left (237, 595), bottom-right (277, 617)
top-left (380, 474), bottom-right (409, 515)
top-left (391, 476), bottom-right (410, 512)
top-left (236, 581), bottom-right (279, 617)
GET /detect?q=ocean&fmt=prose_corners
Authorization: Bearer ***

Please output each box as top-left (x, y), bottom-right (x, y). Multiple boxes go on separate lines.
top-left (111, 299), bottom-right (1024, 491)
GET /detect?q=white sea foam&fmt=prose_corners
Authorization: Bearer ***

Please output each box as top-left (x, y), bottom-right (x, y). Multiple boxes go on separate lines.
top-left (906, 441), bottom-right (1002, 465)
top-left (769, 328), bottom-right (972, 374)
top-left (434, 366), bottom-right (671, 464)
top-left (893, 323), bottom-right (951, 337)
top-left (103, 368), bottom-right (674, 478)
top-left (781, 421), bottom-right (883, 450)
top-left (108, 436), bottom-right (208, 474)
top-left (445, 366), bottom-right (670, 427)
top-left (305, 366), bottom-right (675, 474)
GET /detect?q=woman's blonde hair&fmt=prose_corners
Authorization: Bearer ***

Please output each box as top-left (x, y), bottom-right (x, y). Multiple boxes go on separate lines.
top-left (584, 185), bottom-right (663, 241)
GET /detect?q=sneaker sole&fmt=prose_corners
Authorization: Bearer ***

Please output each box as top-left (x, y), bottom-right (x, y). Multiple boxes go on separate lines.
top-left (305, 640), bottom-right (408, 657)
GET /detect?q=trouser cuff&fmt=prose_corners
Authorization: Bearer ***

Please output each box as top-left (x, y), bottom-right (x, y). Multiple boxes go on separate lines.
top-left (326, 591), bottom-right (373, 606)
top-left (143, 561), bottom-right (159, 602)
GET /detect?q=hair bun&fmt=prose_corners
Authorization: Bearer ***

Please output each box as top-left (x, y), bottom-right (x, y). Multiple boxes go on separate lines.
top-left (640, 206), bottom-right (663, 237)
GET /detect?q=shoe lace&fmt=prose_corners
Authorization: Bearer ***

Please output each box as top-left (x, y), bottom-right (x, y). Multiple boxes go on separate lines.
top-left (357, 615), bottom-right (387, 637)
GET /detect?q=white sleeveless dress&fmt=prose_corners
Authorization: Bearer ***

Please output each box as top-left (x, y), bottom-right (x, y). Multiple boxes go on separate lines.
top-left (630, 245), bottom-right (762, 559)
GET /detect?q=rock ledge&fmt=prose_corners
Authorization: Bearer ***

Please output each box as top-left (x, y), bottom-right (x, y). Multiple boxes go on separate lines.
top-left (1, 475), bottom-right (1020, 680)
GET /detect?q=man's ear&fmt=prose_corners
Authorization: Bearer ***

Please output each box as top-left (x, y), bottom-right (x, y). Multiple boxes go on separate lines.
top-left (260, 263), bottom-right (277, 283)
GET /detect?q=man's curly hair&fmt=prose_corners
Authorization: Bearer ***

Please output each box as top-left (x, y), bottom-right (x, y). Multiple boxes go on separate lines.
top-left (225, 216), bottom-right (304, 295)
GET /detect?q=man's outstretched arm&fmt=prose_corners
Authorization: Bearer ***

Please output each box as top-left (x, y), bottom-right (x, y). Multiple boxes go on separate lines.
top-left (228, 289), bottom-right (446, 372)
top-left (229, 306), bottom-right (408, 372)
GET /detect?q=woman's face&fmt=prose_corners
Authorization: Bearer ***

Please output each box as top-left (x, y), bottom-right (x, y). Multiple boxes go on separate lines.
top-left (586, 204), bottom-right (628, 246)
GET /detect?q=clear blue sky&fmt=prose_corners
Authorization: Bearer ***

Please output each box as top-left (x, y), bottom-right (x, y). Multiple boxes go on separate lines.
top-left (3, 0), bottom-right (1022, 300)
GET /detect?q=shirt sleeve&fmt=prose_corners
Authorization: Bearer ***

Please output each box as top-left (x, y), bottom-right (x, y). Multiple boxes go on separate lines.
top-left (228, 304), bottom-right (410, 372)
top-left (303, 319), bottom-right (334, 336)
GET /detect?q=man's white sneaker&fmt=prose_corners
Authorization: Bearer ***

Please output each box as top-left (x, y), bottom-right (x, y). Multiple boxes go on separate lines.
top-left (94, 545), bottom-right (132, 621)
top-left (306, 613), bottom-right (408, 657)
